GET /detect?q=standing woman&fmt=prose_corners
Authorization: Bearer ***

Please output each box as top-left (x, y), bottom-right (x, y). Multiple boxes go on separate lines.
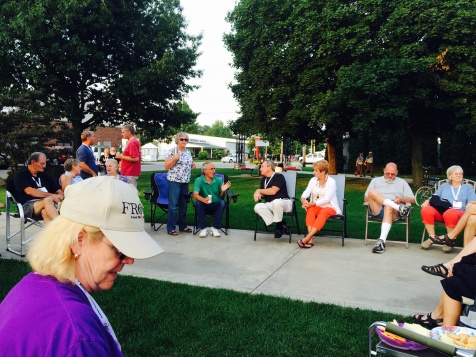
top-left (298, 160), bottom-right (341, 248)
top-left (98, 148), bottom-right (111, 175)
top-left (165, 132), bottom-right (196, 235)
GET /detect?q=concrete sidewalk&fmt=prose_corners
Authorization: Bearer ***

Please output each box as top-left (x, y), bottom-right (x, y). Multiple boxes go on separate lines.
top-left (0, 212), bottom-right (451, 317)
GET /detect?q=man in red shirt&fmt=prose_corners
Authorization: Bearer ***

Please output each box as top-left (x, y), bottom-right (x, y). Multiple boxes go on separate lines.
top-left (115, 124), bottom-right (141, 187)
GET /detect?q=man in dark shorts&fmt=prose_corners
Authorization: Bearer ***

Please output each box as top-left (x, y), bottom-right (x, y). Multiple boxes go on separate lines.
top-left (14, 152), bottom-right (64, 222)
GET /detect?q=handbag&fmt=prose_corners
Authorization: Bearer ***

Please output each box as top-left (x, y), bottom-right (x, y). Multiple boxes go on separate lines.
top-left (429, 194), bottom-right (452, 215)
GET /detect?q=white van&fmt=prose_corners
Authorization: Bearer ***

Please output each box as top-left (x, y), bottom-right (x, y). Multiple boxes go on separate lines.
top-left (299, 152), bottom-right (325, 166)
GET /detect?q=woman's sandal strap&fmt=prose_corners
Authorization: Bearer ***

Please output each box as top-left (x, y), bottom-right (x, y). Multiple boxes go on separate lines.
top-left (421, 263), bottom-right (449, 278)
top-left (413, 313), bottom-right (443, 329)
top-left (430, 234), bottom-right (456, 247)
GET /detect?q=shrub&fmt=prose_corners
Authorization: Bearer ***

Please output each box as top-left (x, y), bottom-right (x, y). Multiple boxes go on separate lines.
top-left (197, 151), bottom-right (208, 160)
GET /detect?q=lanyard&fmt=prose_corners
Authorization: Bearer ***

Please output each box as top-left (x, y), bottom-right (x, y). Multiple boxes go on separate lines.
top-left (264, 173), bottom-right (275, 189)
top-left (32, 176), bottom-right (41, 187)
top-left (76, 280), bottom-right (121, 351)
top-left (452, 185), bottom-right (461, 201)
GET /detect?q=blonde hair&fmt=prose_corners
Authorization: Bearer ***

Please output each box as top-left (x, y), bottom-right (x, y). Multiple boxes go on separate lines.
top-left (27, 216), bottom-right (103, 284)
top-left (313, 160), bottom-right (329, 173)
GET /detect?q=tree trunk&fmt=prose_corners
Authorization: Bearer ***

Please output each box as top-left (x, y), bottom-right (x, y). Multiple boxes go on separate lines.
top-left (326, 135), bottom-right (337, 175)
top-left (410, 132), bottom-right (423, 189)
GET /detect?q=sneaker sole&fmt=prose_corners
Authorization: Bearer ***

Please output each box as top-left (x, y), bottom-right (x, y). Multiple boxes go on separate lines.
top-left (372, 249), bottom-right (385, 254)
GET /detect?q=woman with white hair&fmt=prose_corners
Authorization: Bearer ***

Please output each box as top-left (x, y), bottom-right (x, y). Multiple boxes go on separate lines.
top-left (164, 132), bottom-right (196, 235)
top-left (421, 165), bottom-right (476, 252)
top-left (0, 177), bottom-right (163, 355)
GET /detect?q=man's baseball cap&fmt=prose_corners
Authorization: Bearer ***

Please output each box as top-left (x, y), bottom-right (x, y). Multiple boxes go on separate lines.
top-left (60, 176), bottom-right (163, 259)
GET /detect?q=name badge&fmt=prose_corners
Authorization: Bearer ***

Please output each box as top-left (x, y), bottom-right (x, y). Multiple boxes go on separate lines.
top-left (38, 187), bottom-right (48, 193)
top-left (453, 201), bottom-right (462, 209)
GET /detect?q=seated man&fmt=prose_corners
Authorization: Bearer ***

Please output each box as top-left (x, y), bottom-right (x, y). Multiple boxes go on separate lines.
top-left (254, 160), bottom-right (292, 238)
top-left (365, 162), bottom-right (415, 253)
top-left (14, 152), bottom-right (64, 223)
top-left (193, 162), bottom-right (231, 238)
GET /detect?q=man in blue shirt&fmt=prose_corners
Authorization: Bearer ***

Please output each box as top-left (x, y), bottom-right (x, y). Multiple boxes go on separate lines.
top-left (76, 131), bottom-right (98, 179)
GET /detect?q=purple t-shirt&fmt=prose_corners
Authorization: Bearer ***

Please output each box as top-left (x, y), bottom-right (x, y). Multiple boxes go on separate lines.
top-left (0, 273), bottom-right (123, 356)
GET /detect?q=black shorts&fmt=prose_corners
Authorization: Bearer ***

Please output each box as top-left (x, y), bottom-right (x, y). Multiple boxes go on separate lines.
top-left (441, 263), bottom-right (476, 302)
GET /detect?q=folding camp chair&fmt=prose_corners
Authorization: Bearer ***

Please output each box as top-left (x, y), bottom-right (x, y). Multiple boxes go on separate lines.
top-left (5, 179), bottom-right (44, 257)
top-left (145, 172), bottom-right (170, 231)
top-left (190, 173), bottom-right (239, 235)
top-left (254, 171), bottom-right (301, 243)
top-left (144, 172), bottom-right (191, 231)
top-left (315, 174), bottom-right (347, 246)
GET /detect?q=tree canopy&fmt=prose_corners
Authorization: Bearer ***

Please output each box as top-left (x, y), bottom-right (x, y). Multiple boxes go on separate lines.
top-left (0, 0), bottom-right (201, 148)
top-left (225, 0), bottom-right (476, 179)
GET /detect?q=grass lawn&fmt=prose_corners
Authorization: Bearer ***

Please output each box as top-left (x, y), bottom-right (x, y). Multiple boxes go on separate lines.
top-left (0, 259), bottom-right (406, 356)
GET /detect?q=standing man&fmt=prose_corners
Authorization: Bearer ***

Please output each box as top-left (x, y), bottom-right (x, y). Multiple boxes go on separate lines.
top-left (254, 160), bottom-right (292, 238)
top-left (115, 124), bottom-right (141, 187)
top-left (193, 162), bottom-right (231, 238)
top-left (14, 152), bottom-right (64, 223)
top-left (355, 153), bottom-right (364, 177)
top-left (365, 162), bottom-right (415, 253)
top-left (364, 151), bottom-right (374, 177)
top-left (76, 130), bottom-right (98, 179)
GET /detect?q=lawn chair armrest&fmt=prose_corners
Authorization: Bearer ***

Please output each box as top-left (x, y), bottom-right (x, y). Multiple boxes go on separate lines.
top-left (225, 190), bottom-right (239, 203)
top-left (144, 187), bottom-right (152, 201)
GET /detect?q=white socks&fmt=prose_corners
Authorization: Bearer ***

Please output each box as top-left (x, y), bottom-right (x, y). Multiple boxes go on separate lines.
top-left (383, 199), bottom-right (399, 211)
top-left (379, 222), bottom-right (391, 242)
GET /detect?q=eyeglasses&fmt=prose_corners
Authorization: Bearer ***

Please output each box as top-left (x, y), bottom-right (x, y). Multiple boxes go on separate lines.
top-left (179, 138), bottom-right (189, 142)
top-left (38, 162), bottom-right (47, 167)
top-left (102, 241), bottom-right (126, 260)
top-left (385, 172), bottom-right (397, 177)
top-left (206, 167), bottom-right (216, 170)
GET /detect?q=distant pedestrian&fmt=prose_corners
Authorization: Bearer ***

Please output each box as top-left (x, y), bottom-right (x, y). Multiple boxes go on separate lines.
top-left (364, 151), bottom-right (374, 177)
top-left (355, 153), bottom-right (364, 177)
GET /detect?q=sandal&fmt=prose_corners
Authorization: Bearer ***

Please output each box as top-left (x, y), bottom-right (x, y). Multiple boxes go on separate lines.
top-left (421, 263), bottom-right (449, 278)
top-left (303, 243), bottom-right (313, 249)
top-left (181, 227), bottom-right (192, 233)
top-left (430, 234), bottom-right (456, 247)
top-left (297, 239), bottom-right (305, 248)
top-left (167, 230), bottom-right (178, 236)
top-left (413, 313), bottom-right (443, 329)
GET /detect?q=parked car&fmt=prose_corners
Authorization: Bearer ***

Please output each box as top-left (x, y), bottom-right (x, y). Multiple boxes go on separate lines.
top-left (221, 155), bottom-right (236, 163)
top-left (299, 153), bottom-right (325, 166)
top-left (45, 146), bottom-right (74, 165)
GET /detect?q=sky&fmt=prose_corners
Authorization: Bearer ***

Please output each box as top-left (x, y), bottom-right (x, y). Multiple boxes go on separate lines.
top-left (180, 0), bottom-right (240, 127)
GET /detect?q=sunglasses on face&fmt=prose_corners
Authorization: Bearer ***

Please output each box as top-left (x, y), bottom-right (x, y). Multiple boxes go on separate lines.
top-left (179, 138), bottom-right (189, 142)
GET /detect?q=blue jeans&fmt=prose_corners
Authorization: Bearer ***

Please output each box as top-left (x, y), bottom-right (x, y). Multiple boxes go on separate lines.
top-left (167, 181), bottom-right (189, 232)
top-left (195, 199), bottom-right (226, 229)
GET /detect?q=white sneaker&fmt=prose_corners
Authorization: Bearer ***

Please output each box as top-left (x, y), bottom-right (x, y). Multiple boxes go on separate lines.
top-left (199, 228), bottom-right (208, 238)
top-left (211, 227), bottom-right (221, 237)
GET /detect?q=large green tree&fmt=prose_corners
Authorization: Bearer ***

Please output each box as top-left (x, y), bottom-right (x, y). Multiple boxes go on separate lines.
top-left (225, 0), bottom-right (476, 179)
top-left (0, 0), bottom-right (201, 149)
top-left (205, 120), bottom-right (235, 138)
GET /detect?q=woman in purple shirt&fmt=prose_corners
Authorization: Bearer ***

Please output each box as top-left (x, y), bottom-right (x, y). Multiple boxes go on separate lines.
top-left (0, 177), bottom-right (163, 356)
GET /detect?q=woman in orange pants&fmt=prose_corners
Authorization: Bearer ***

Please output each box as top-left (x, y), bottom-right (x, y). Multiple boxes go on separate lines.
top-left (298, 160), bottom-right (342, 249)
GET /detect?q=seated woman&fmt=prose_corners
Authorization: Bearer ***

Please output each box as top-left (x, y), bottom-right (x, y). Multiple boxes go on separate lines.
top-left (59, 158), bottom-right (83, 191)
top-left (415, 237), bottom-right (476, 328)
top-left (105, 159), bottom-right (136, 191)
top-left (297, 160), bottom-right (341, 249)
top-left (421, 165), bottom-right (476, 252)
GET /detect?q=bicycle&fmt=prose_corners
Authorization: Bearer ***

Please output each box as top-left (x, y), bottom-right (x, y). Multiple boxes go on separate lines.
top-left (414, 166), bottom-right (440, 206)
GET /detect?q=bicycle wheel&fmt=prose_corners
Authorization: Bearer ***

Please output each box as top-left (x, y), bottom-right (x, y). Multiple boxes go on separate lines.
top-left (415, 186), bottom-right (434, 206)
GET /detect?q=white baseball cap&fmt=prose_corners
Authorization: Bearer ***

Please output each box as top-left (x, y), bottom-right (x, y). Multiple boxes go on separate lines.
top-left (60, 176), bottom-right (164, 259)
